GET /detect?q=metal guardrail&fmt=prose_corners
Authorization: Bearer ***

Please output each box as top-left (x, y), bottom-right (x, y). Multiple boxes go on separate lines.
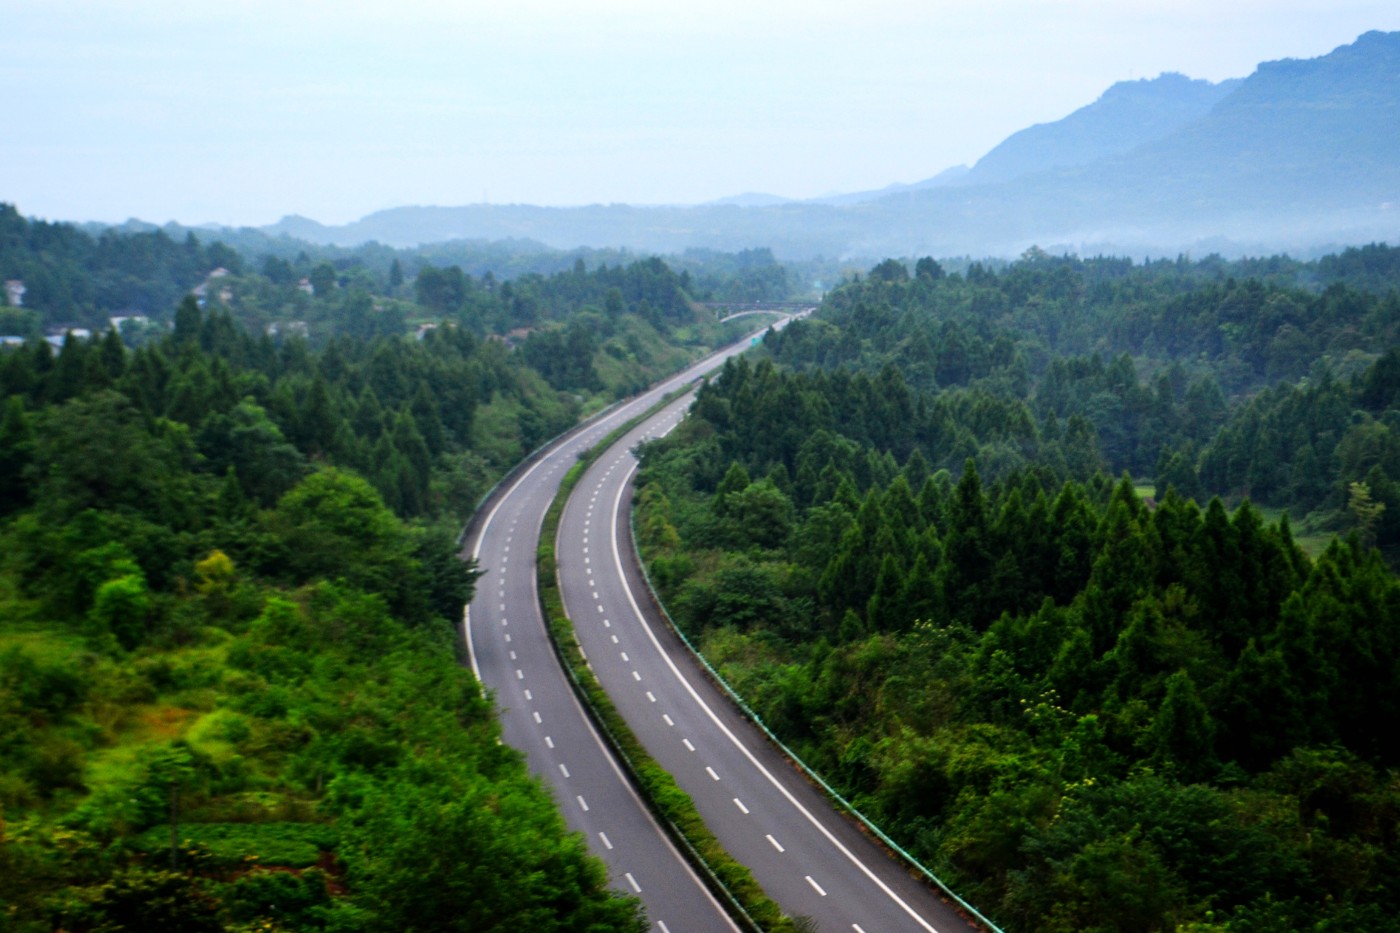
top-left (626, 506), bottom-right (1006, 933)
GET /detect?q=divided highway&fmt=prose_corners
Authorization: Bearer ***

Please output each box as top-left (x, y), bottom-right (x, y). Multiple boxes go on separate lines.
top-left (463, 325), bottom-right (791, 932)
top-left (554, 401), bottom-right (981, 933)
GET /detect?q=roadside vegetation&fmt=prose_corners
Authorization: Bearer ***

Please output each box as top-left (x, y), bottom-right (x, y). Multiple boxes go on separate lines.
top-left (0, 209), bottom-right (782, 931)
top-left (636, 247), bottom-right (1400, 932)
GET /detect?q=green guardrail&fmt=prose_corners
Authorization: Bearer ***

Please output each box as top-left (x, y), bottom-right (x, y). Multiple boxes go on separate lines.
top-left (628, 510), bottom-right (1004, 933)
top-left (535, 394), bottom-right (809, 933)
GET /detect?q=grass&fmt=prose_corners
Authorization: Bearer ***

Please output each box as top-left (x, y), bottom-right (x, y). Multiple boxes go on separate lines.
top-left (1251, 504), bottom-right (1337, 558)
top-left (85, 703), bottom-right (199, 789)
top-left (135, 821), bottom-right (334, 868)
top-left (1138, 482), bottom-right (1337, 558)
top-left (0, 620), bottom-right (89, 665)
top-left (186, 709), bottom-right (251, 762)
top-left (471, 397), bottom-right (529, 466)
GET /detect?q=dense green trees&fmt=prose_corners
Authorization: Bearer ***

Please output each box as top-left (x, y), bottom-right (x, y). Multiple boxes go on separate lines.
top-left (0, 204), bottom-right (226, 329)
top-left (0, 456), bottom-right (645, 933)
top-left (0, 222), bottom-right (799, 929)
top-left (636, 250), bottom-right (1400, 931)
top-left (642, 433), bottom-right (1400, 929)
top-left (761, 250), bottom-right (1400, 556)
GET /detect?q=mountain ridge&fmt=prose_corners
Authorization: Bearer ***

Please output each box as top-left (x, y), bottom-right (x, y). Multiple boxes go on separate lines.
top-left (248, 30), bottom-right (1400, 258)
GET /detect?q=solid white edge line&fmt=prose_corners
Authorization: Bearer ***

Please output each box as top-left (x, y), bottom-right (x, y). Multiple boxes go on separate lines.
top-left (460, 329), bottom-right (778, 933)
top-left (608, 460), bottom-right (942, 933)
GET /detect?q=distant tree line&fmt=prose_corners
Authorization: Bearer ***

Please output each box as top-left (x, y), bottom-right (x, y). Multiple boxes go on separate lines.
top-left (763, 248), bottom-right (1400, 551)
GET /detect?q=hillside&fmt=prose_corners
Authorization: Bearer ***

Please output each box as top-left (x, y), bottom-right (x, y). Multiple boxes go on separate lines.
top-left (959, 72), bottom-right (1240, 186)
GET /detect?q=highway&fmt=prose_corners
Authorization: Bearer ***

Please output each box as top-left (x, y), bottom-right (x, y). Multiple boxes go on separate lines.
top-left (553, 399), bottom-right (981, 933)
top-left (463, 325), bottom-right (791, 933)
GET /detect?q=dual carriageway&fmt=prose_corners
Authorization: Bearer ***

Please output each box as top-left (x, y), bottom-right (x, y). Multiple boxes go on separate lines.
top-left (463, 314), bottom-right (982, 933)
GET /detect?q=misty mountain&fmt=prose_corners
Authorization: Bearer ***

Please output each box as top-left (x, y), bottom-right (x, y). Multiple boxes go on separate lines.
top-left (959, 72), bottom-right (1241, 185)
top-left (1120, 29), bottom-right (1400, 208)
top-left (253, 30), bottom-right (1400, 259)
top-left (810, 165), bottom-right (972, 206)
top-left (705, 192), bottom-right (793, 207)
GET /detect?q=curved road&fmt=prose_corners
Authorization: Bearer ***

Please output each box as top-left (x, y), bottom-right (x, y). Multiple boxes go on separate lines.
top-left (554, 400), bottom-right (982, 932)
top-left (463, 323), bottom-right (799, 932)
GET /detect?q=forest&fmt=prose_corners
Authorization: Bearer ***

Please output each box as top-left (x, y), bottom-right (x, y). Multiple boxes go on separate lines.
top-left (0, 203), bottom-right (795, 347)
top-left (635, 247), bottom-right (1400, 931)
top-left (7, 202), bottom-right (1400, 930)
top-left (0, 210), bottom-right (777, 931)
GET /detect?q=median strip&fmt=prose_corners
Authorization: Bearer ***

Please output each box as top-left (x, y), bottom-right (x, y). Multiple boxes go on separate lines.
top-left (536, 391), bottom-right (804, 933)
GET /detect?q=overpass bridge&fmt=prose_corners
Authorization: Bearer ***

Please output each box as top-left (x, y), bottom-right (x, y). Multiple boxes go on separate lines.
top-left (703, 302), bottom-right (816, 324)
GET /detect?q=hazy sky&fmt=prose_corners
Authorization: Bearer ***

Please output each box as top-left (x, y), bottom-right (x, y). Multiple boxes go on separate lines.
top-left (3, 1), bottom-right (1397, 228)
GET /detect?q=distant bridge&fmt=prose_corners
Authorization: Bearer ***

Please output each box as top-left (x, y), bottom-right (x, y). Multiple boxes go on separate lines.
top-left (704, 302), bottom-right (816, 324)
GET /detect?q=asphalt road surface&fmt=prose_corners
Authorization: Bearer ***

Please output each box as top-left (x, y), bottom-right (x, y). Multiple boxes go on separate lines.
top-left (463, 325), bottom-right (795, 932)
top-left (553, 395), bottom-right (982, 933)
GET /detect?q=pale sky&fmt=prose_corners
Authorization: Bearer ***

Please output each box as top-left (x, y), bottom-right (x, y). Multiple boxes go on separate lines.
top-left (3, 1), bottom-right (1397, 228)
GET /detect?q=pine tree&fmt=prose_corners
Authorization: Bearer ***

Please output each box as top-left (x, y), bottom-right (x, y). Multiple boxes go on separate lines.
top-left (1149, 670), bottom-right (1217, 781)
top-left (0, 394), bottom-right (32, 514)
top-left (172, 295), bottom-right (202, 346)
top-left (936, 460), bottom-right (995, 628)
